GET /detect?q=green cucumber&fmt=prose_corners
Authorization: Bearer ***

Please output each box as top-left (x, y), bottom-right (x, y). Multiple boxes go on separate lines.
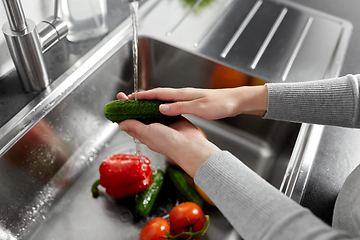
top-left (166, 166), bottom-right (204, 208)
top-left (104, 99), bottom-right (180, 124)
top-left (135, 170), bottom-right (165, 218)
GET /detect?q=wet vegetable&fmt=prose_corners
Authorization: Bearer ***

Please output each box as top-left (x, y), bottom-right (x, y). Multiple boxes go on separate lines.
top-left (180, 0), bottom-right (216, 13)
top-left (135, 170), bottom-right (165, 218)
top-left (169, 202), bottom-right (206, 239)
top-left (139, 217), bottom-right (170, 240)
top-left (104, 99), bottom-right (180, 124)
top-left (92, 154), bottom-right (152, 198)
top-left (166, 166), bottom-right (204, 208)
top-left (194, 184), bottom-right (215, 206)
top-left (139, 203), bottom-right (210, 240)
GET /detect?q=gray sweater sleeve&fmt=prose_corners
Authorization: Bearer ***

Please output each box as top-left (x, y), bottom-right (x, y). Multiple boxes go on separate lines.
top-left (194, 75), bottom-right (360, 239)
top-left (194, 151), bottom-right (356, 240)
top-left (263, 74), bottom-right (360, 128)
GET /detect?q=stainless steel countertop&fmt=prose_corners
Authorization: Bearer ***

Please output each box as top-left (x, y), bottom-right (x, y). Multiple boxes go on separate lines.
top-left (287, 0), bottom-right (360, 225)
top-left (289, 0), bottom-right (360, 76)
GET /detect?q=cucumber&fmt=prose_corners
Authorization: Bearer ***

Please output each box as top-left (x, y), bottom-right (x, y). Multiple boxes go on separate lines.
top-left (104, 99), bottom-right (180, 124)
top-left (166, 166), bottom-right (204, 208)
top-left (135, 170), bottom-right (165, 218)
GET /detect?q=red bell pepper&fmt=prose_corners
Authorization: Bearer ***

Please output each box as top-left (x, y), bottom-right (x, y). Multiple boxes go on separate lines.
top-left (92, 154), bottom-right (152, 198)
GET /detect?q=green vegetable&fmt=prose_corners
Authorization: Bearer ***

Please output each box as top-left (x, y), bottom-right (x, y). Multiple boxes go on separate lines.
top-left (135, 170), bottom-right (165, 218)
top-left (104, 99), bottom-right (180, 124)
top-left (180, 0), bottom-right (215, 13)
top-left (166, 166), bottom-right (204, 208)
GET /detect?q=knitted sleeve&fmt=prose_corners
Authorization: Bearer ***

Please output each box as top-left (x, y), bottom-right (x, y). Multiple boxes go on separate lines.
top-left (264, 74), bottom-right (360, 128)
top-left (194, 151), bottom-right (356, 240)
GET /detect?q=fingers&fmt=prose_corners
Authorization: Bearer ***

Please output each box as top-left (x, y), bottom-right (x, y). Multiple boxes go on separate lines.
top-left (119, 120), bottom-right (148, 141)
top-left (118, 88), bottom-right (200, 102)
top-left (119, 118), bottom-right (192, 156)
top-left (116, 92), bottom-right (129, 100)
top-left (118, 88), bottom-right (211, 117)
top-left (128, 88), bottom-right (199, 102)
top-left (119, 118), bottom-right (221, 178)
top-left (159, 101), bottom-right (201, 116)
top-left (119, 120), bottom-right (171, 151)
top-left (128, 88), bottom-right (175, 101)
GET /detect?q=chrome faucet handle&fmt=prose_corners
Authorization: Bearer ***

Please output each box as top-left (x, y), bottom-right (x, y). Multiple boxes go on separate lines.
top-left (2, 0), bottom-right (67, 93)
top-left (37, 16), bottom-right (68, 52)
top-left (54, 0), bottom-right (59, 19)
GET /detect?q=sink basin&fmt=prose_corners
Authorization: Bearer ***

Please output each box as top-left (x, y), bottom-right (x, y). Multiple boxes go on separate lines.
top-left (0, 36), bottom-right (299, 240)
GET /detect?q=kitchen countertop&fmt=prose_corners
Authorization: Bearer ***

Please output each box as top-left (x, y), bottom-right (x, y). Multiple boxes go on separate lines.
top-left (289, 0), bottom-right (360, 76)
top-left (287, 0), bottom-right (360, 225)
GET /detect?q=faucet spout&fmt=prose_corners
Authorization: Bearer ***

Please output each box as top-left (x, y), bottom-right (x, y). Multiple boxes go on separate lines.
top-left (2, 0), bottom-right (27, 32)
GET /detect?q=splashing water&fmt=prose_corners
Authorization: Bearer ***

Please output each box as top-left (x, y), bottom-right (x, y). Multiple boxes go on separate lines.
top-left (134, 138), bottom-right (142, 157)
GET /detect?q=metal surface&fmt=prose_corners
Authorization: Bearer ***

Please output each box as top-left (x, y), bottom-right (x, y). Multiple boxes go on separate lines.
top-left (0, 0), bottom-right (153, 160)
top-left (0, 36), bottom-right (298, 239)
top-left (300, 126), bottom-right (360, 225)
top-left (0, 0), bottom-right (132, 129)
top-left (53, 0), bottom-right (59, 19)
top-left (139, 0), bottom-right (352, 83)
top-left (2, 0), bottom-right (27, 32)
top-left (2, 19), bottom-right (49, 93)
top-left (37, 17), bottom-right (68, 52)
top-left (281, 123), bottom-right (360, 225)
top-left (1, 0), bottom-right (68, 93)
top-left (280, 124), bottom-right (324, 202)
top-left (0, 5), bottom-right (141, 236)
top-left (0, 0), bottom-right (354, 239)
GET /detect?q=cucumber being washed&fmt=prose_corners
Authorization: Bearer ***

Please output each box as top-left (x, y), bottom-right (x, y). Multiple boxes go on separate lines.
top-left (104, 99), bottom-right (181, 124)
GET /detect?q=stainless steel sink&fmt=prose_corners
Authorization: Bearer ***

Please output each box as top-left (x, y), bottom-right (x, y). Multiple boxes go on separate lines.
top-left (0, 36), bottom-right (299, 240)
top-left (0, 0), bottom-right (352, 239)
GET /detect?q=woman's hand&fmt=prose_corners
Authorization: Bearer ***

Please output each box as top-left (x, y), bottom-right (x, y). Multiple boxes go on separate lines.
top-left (119, 86), bottom-right (268, 120)
top-left (115, 86), bottom-right (268, 176)
top-left (119, 118), bottom-right (220, 177)
top-left (116, 92), bottom-right (220, 177)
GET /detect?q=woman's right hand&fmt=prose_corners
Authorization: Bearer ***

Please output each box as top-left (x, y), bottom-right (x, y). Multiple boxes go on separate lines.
top-left (121, 86), bottom-right (268, 120)
top-left (119, 117), bottom-right (220, 177)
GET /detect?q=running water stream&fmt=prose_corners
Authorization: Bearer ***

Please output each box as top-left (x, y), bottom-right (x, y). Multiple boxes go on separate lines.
top-left (129, 1), bottom-right (142, 157)
top-left (130, 0), bottom-right (139, 101)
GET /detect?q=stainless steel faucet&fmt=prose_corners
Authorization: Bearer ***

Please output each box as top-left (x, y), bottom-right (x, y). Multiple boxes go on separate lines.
top-left (2, 0), bottom-right (68, 93)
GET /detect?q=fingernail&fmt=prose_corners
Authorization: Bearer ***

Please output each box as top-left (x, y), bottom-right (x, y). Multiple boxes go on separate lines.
top-left (160, 104), bottom-right (169, 112)
top-left (120, 124), bottom-right (128, 131)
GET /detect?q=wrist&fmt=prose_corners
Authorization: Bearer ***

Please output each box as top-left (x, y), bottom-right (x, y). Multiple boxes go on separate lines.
top-left (178, 141), bottom-right (221, 178)
top-left (235, 85), bottom-right (268, 116)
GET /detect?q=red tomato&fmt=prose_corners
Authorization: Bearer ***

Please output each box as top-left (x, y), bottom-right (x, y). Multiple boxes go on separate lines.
top-left (139, 217), bottom-right (170, 240)
top-left (169, 202), bottom-right (205, 238)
